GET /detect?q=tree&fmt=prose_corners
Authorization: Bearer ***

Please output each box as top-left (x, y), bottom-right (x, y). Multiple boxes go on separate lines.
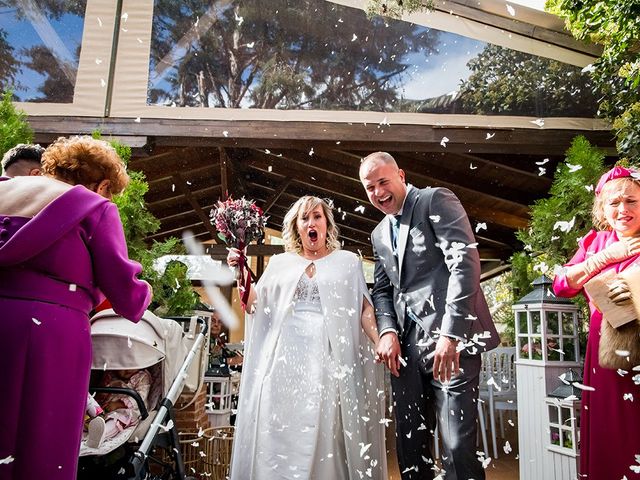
top-left (516, 136), bottom-right (606, 270)
top-left (0, 89), bottom-right (33, 161)
top-left (0, 29), bottom-right (20, 87)
top-left (148, 0), bottom-right (439, 111)
top-left (455, 44), bottom-right (600, 117)
top-left (546, 0), bottom-right (640, 158)
top-left (99, 135), bottom-right (199, 316)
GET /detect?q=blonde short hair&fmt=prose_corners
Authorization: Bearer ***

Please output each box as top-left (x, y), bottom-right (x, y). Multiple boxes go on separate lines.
top-left (281, 196), bottom-right (341, 254)
top-left (41, 136), bottom-right (129, 194)
top-left (592, 176), bottom-right (640, 230)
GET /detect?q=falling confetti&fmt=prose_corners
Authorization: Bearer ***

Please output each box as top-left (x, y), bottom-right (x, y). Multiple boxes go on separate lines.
top-left (429, 215), bottom-right (441, 223)
top-left (486, 133), bottom-right (495, 140)
top-left (506, 4), bottom-right (516, 16)
top-left (538, 167), bottom-right (546, 176)
top-left (469, 163), bottom-right (477, 170)
top-left (440, 136), bottom-right (449, 148)
top-left (566, 163), bottom-right (582, 173)
top-left (0, 456), bottom-right (15, 465)
top-left (222, 131), bottom-right (229, 137)
top-left (32, 317), bottom-right (41, 325)
top-left (475, 222), bottom-right (487, 233)
top-left (134, 117), bottom-right (141, 123)
top-left (354, 205), bottom-right (365, 213)
top-left (69, 283), bottom-right (77, 292)
top-left (535, 158), bottom-right (549, 165)
top-left (351, 33), bottom-right (358, 41)
top-left (531, 118), bottom-right (545, 128)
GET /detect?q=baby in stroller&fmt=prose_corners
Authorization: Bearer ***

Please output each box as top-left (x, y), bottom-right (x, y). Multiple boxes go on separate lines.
top-left (85, 368), bottom-right (152, 449)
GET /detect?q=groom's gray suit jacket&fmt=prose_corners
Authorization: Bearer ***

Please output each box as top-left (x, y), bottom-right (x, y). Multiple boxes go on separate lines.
top-left (371, 185), bottom-right (499, 354)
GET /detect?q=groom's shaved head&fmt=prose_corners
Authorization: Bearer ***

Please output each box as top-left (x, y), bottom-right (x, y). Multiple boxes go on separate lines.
top-left (359, 151), bottom-right (398, 175)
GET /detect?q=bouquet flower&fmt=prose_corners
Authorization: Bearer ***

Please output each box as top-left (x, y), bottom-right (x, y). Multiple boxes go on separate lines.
top-left (211, 197), bottom-right (267, 309)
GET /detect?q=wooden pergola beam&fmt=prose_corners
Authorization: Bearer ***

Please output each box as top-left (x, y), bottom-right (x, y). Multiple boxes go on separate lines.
top-left (171, 173), bottom-right (218, 242)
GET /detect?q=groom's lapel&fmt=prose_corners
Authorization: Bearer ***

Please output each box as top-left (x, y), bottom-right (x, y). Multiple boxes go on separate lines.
top-left (398, 188), bottom-right (418, 279)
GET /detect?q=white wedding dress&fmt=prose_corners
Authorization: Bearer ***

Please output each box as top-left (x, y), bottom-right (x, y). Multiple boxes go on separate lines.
top-left (229, 250), bottom-right (386, 480)
top-left (255, 271), bottom-right (348, 478)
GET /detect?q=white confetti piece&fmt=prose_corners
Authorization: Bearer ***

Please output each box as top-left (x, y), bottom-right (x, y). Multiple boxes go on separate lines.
top-left (398, 356), bottom-right (407, 367)
top-left (247, 42), bottom-right (255, 48)
top-left (506, 4), bottom-right (516, 16)
top-left (309, 147), bottom-right (314, 156)
top-left (0, 456), bottom-right (14, 465)
top-left (623, 393), bottom-right (634, 401)
top-left (581, 64), bottom-right (595, 73)
top-left (351, 33), bottom-right (358, 41)
top-left (616, 349), bottom-right (631, 357)
top-left (222, 131), bottom-right (229, 137)
top-left (429, 215), bottom-right (441, 223)
top-left (531, 118), bottom-right (545, 128)
top-left (127, 336), bottom-right (132, 348)
top-left (535, 158), bottom-right (549, 165)
top-left (572, 382), bottom-right (595, 391)
top-left (440, 136), bottom-right (449, 147)
top-left (475, 222), bottom-right (487, 232)
top-left (158, 420), bottom-right (174, 432)
top-left (566, 163), bottom-right (582, 173)
top-left (469, 163), bottom-right (477, 170)
top-left (69, 283), bottom-right (77, 292)
top-left (503, 440), bottom-right (512, 454)
top-left (538, 167), bottom-right (546, 176)
top-left (553, 217), bottom-right (575, 232)
top-left (96, 17), bottom-right (102, 27)
top-left (354, 205), bottom-right (365, 213)
top-left (486, 132), bottom-right (495, 140)
top-left (100, 79), bottom-right (106, 87)
top-left (32, 317), bottom-right (41, 325)
top-left (134, 117), bottom-right (141, 123)
top-left (359, 443), bottom-right (371, 457)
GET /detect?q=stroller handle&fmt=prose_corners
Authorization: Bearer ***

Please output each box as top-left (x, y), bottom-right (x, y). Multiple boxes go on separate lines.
top-left (128, 315), bottom-right (210, 480)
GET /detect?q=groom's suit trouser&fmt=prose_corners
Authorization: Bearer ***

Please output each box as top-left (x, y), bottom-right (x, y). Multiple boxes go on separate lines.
top-left (391, 320), bottom-right (485, 480)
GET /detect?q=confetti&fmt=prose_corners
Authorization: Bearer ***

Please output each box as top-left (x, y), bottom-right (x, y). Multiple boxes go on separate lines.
top-left (538, 167), bottom-right (546, 176)
top-left (486, 133), bottom-right (495, 140)
top-left (506, 4), bottom-right (516, 16)
top-left (535, 158), bottom-right (549, 165)
top-left (440, 136), bottom-right (449, 148)
top-left (475, 222), bottom-right (487, 232)
top-left (69, 283), bottom-right (77, 292)
top-left (0, 456), bottom-right (14, 465)
top-left (354, 205), bottom-right (365, 213)
top-left (222, 131), bottom-right (229, 137)
top-left (32, 317), bottom-right (41, 325)
top-left (566, 163), bottom-right (582, 173)
top-left (530, 118), bottom-right (545, 128)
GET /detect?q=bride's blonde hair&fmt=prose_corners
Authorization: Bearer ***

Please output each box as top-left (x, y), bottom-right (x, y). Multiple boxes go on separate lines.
top-left (282, 196), bottom-right (341, 254)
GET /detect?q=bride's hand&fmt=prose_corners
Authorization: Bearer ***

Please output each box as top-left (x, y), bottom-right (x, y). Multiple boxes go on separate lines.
top-left (227, 248), bottom-right (242, 268)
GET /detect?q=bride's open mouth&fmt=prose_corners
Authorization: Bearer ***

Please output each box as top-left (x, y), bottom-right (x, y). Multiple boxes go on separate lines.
top-left (308, 229), bottom-right (318, 242)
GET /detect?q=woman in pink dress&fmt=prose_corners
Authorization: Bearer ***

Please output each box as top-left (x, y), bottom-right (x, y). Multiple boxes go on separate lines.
top-left (553, 166), bottom-right (640, 479)
top-left (0, 136), bottom-right (151, 480)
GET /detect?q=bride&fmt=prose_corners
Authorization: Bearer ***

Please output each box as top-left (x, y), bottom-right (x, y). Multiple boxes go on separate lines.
top-left (227, 196), bottom-right (387, 480)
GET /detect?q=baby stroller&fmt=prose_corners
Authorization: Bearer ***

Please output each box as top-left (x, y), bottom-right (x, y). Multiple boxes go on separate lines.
top-left (78, 309), bottom-right (210, 480)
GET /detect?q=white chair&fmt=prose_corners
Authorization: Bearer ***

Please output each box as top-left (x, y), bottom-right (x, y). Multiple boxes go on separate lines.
top-left (478, 347), bottom-right (517, 458)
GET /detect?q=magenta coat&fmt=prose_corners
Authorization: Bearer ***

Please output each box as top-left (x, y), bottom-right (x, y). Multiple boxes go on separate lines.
top-left (0, 179), bottom-right (151, 480)
top-left (553, 229), bottom-right (640, 479)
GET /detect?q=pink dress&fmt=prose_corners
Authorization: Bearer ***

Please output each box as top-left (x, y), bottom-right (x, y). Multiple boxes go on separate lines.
top-left (553, 229), bottom-right (640, 479)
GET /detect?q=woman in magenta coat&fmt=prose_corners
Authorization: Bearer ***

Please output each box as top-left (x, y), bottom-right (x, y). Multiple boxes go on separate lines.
top-left (0, 136), bottom-right (151, 480)
top-left (553, 166), bottom-right (640, 479)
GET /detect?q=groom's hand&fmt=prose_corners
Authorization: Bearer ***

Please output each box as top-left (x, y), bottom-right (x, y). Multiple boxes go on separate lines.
top-left (376, 332), bottom-right (402, 377)
top-left (433, 336), bottom-right (460, 383)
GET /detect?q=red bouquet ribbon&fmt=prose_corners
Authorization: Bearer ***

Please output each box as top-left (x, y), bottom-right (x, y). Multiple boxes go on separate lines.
top-left (237, 242), bottom-right (253, 311)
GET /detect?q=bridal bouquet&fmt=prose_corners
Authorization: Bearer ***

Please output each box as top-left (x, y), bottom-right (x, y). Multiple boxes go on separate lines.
top-left (211, 197), bottom-right (267, 309)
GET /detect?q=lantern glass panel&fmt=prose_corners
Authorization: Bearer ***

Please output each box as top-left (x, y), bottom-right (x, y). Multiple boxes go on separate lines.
top-left (562, 312), bottom-right (576, 335)
top-left (547, 311), bottom-right (559, 335)
top-left (549, 404), bottom-right (559, 423)
top-left (547, 337), bottom-right (561, 360)
top-left (550, 426), bottom-right (561, 446)
top-left (518, 336), bottom-right (531, 359)
top-left (560, 406), bottom-right (572, 424)
top-left (563, 340), bottom-right (576, 362)
top-left (562, 430), bottom-right (574, 449)
top-left (517, 311), bottom-right (528, 333)
top-left (531, 339), bottom-right (543, 360)
top-left (531, 311), bottom-right (542, 334)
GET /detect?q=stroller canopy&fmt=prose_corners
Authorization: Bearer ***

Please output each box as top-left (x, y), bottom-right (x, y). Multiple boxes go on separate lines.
top-left (90, 309), bottom-right (188, 396)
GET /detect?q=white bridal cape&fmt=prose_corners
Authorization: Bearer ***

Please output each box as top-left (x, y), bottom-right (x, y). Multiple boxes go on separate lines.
top-left (229, 250), bottom-right (387, 480)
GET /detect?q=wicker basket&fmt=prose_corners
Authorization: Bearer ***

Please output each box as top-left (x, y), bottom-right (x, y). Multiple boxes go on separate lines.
top-left (178, 427), bottom-right (234, 480)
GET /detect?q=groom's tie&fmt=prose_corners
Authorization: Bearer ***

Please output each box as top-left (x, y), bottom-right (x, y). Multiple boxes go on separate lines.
top-left (391, 215), bottom-right (401, 253)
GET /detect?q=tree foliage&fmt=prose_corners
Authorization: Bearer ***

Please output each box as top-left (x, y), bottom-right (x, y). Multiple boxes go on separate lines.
top-left (546, 0), bottom-right (640, 158)
top-left (365, 0), bottom-right (432, 18)
top-left (455, 44), bottom-right (600, 117)
top-left (516, 136), bottom-right (606, 270)
top-left (148, 0), bottom-right (439, 110)
top-left (94, 134), bottom-right (199, 316)
top-left (0, 89), bottom-right (33, 160)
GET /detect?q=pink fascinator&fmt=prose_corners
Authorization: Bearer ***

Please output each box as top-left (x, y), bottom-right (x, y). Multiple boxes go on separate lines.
top-left (595, 166), bottom-right (640, 195)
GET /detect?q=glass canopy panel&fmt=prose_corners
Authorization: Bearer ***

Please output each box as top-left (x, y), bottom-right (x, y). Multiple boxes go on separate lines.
top-left (148, 0), bottom-right (599, 117)
top-left (0, 0), bottom-right (87, 103)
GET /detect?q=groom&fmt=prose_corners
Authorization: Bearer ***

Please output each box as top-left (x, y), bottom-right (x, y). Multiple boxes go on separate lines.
top-left (359, 152), bottom-right (499, 479)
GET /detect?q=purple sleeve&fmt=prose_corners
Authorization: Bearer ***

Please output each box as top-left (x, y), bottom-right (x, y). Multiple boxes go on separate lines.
top-left (552, 230), bottom-right (597, 298)
top-left (88, 203), bottom-right (151, 321)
